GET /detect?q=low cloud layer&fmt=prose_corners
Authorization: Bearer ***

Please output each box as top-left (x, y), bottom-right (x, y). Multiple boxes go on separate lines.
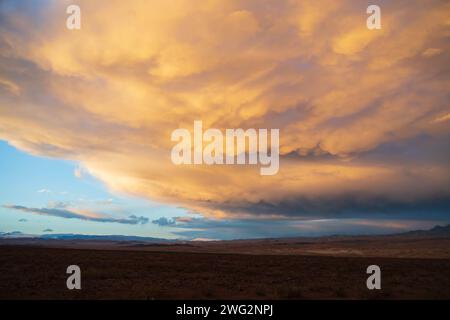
top-left (152, 217), bottom-right (176, 226)
top-left (3, 205), bottom-right (149, 225)
top-left (151, 215), bottom-right (445, 240)
top-left (0, 0), bottom-right (449, 221)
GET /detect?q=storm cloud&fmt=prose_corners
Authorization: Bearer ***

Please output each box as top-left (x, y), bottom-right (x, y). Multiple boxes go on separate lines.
top-left (0, 0), bottom-right (449, 221)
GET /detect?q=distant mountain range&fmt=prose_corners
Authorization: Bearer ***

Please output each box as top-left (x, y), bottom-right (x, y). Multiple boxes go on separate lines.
top-left (396, 224), bottom-right (450, 237)
top-left (0, 231), bottom-right (172, 242)
top-left (41, 233), bottom-right (173, 242)
top-left (1, 224), bottom-right (449, 242)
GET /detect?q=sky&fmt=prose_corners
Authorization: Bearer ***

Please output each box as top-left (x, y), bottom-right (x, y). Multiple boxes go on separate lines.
top-left (0, 0), bottom-right (449, 240)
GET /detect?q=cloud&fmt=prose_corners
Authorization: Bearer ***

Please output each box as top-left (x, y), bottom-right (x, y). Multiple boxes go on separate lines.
top-left (47, 201), bottom-right (69, 209)
top-left (3, 205), bottom-right (149, 225)
top-left (152, 217), bottom-right (176, 226)
top-left (156, 216), bottom-right (446, 240)
top-left (0, 0), bottom-right (449, 221)
top-left (203, 193), bottom-right (450, 220)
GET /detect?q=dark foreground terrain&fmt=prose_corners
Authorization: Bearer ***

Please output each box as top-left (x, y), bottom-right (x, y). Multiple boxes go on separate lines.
top-left (0, 245), bottom-right (449, 299)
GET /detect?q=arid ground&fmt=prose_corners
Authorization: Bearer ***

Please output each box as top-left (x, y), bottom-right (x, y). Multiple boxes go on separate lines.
top-left (1, 231), bottom-right (450, 299)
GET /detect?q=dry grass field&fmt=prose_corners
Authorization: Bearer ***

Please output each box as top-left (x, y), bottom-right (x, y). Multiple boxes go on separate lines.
top-left (0, 243), bottom-right (449, 300)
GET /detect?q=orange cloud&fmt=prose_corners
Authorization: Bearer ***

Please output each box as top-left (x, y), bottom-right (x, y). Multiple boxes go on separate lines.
top-left (0, 0), bottom-right (449, 219)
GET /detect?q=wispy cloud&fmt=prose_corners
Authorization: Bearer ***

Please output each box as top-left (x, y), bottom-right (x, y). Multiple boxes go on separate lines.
top-left (37, 189), bottom-right (51, 194)
top-left (152, 217), bottom-right (176, 226)
top-left (3, 205), bottom-right (149, 225)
